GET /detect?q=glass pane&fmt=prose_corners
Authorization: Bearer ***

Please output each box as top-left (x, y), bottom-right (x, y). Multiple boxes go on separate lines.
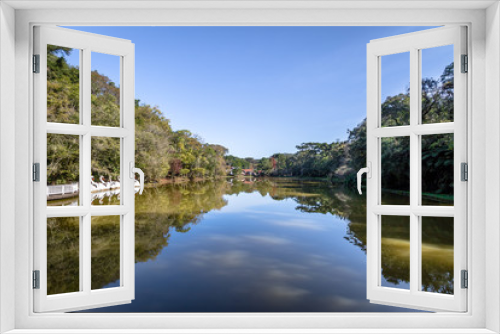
top-left (421, 217), bottom-right (454, 295)
top-left (381, 136), bottom-right (410, 205)
top-left (421, 133), bottom-right (454, 206)
top-left (91, 215), bottom-right (121, 290)
top-left (47, 217), bottom-right (80, 295)
top-left (421, 45), bottom-right (454, 124)
top-left (47, 45), bottom-right (80, 124)
top-left (381, 215), bottom-right (410, 289)
top-left (91, 137), bottom-right (121, 206)
top-left (91, 52), bottom-right (121, 127)
top-left (381, 52), bottom-right (410, 127)
top-left (47, 134), bottom-right (80, 206)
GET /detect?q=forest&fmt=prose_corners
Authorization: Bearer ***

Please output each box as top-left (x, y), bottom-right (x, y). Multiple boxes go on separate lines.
top-left (47, 46), bottom-right (454, 198)
top-left (251, 63), bottom-right (454, 199)
top-left (47, 46), bottom-right (228, 184)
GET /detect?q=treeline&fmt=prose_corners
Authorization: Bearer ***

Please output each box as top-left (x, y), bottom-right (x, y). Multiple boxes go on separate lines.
top-left (47, 47), bottom-right (228, 184)
top-left (48, 45), bottom-right (455, 198)
top-left (252, 63), bottom-right (454, 198)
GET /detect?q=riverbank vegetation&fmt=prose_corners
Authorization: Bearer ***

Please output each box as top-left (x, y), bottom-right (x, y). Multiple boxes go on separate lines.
top-left (47, 46), bottom-right (454, 199)
top-left (253, 64), bottom-right (454, 195)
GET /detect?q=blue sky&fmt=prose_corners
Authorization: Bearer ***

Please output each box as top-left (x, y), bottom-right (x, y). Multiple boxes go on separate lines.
top-left (65, 26), bottom-right (452, 158)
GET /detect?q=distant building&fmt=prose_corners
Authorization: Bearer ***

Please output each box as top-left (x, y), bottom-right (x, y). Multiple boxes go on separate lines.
top-left (241, 169), bottom-right (254, 176)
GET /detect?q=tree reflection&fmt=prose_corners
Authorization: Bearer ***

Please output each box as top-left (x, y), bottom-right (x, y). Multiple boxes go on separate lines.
top-left (48, 178), bottom-right (454, 296)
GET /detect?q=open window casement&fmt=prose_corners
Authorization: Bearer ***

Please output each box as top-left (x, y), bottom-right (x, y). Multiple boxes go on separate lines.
top-left (33, 26), bottom-right (140, 312)
top-left (361, 26), bottom-right (467, 312)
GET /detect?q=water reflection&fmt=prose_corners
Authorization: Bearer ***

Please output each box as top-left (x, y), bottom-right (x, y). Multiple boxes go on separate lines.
top-left (53, 178), bottom-right (454, 312)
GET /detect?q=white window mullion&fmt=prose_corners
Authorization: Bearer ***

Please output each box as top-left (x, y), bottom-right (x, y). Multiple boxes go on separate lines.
top-left (78, 216), bottom-right (84, 292)
top-left (121, 46), bottom-right (136, 295)
top-left (81, 48), bottom-right (92, 295)
top-left (82, 48), bottom-right (91, 209)
top-left (33, 29), bottom-right (49, 307)
top-left (413, 123), bottom-right (454, 135)
top-left (82, 213), bottom-right (91, 294)
top-left (372, 205), bottom-right (411, 215)
top-left (373, 123), bottom-right (454, 138)
top-left (372, 126), bottom-right (412, 138)
top-left (453, 26), bottom-right (468, 312)
top-left (410, 213), bottom-right (420, 294)
top-left (409, 47), bottom-right (420, 294)
top-left (90, 205), bottom-right (129, 216)
top-left (365, 45), bottom-right (379, 300)
top-left (373, 205), bottom-right (455, 217)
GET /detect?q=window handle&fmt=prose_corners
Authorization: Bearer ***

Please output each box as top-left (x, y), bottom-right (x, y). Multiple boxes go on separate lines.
top-left (357, 162), bottom-right (372, 195)
top-left (129, 162), bottom-right (145, 195)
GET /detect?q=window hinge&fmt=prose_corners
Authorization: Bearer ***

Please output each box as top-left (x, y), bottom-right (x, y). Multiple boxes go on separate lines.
top-left (461, 162), bottom-right (468, 181)
top-left (33, 54), bottom-right (40, 73)
top-left (33, 270), bottom-right (40, 289)
top-left (461, 270), bottom-right (468, 289)
top-left (33, 163), bottom-right (40, 182)
top-left (461, 54), bottom-right (468, 73)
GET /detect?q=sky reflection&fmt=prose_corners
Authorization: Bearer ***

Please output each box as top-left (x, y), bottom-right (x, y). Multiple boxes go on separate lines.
top-left (83, 182), bottom-right (421, 313)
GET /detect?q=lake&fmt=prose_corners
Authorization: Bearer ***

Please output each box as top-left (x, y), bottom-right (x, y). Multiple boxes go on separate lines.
top-left (47, 178), bottom-right (453, 312)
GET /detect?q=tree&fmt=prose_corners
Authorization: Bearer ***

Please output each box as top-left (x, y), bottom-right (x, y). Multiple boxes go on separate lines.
top-left (47, 46), bottom-right (230, 185)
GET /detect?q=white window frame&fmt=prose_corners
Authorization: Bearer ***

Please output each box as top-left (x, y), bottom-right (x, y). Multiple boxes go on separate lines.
top-left (1, 1), bottom-right (499, 333)
top-left (33, 26), bottom-right (136, 313)
top-left (365, 26), bottom-right (467, 312)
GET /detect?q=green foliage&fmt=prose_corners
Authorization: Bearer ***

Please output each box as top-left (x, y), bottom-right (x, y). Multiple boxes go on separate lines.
top-left (47, 134), bottom-right (79, 184)
top-left (47, 45), bottom-right (455, 200)
top-left (255, 62), bottom-right (455, 200)
top-left (47, 45), bottom-right (80, 124)
top-left (381, 136), bottom-right (410, 192)
top-left (257, 157), bottom-right (273, 174)
top-left (232, 167), bottom-right (242, 176)
top-left (226, 155), bottom-right (250, 169)
top-left (135, 101), bottom-right (174, 181)
top-left (91, 137), bottom-right (121, 181)
top-left (47, 47), bottom-right (228, 184)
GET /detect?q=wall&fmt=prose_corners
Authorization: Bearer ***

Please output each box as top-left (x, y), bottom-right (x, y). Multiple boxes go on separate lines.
top-left (0, 2), bottom-right (16, 333)
top-left (8, 5), bottom-right (492, 332)
top-left (486, 2), bottom-right (500, 333)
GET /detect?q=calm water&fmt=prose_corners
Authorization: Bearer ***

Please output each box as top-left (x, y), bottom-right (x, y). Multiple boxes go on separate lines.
top-left (48, 178), bottom-right (453, 312)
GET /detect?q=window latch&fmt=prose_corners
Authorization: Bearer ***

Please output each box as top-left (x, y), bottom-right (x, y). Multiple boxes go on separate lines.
top-left (130, 162), bottom-right (145, 195)
top-left (357, 162), bottom-right (372, 195)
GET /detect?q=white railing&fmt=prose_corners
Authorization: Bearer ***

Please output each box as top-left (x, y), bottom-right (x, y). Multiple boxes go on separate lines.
top-left (47, 183), bottom-right (79, 196)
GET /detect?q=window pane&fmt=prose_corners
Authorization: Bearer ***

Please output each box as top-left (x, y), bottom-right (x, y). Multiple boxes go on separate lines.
top-left (421, 133), bottom-right (454, 206)
top-left (47, 45), bottom-right (80, 124)
top-left (47, 134), bottom-right (80, 206)
top-left (381, 136), bottom-right (410, 205)
top-left (91, 52), bottom-right (121, 127)
top-left (47, 217), bottom-right (80, 295)
top-left (381, 215), bottom-right (410, 289)
top-left (421, 217), bottom-right (454, 295)
top-left (381, 52), bottom-right (410, 127)
top-left (91, 137), bottom-right (121, 206)
top-left (421, 45), bottom-right (454, 124)
top-left (91, 215), bottom-right (121, 290)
